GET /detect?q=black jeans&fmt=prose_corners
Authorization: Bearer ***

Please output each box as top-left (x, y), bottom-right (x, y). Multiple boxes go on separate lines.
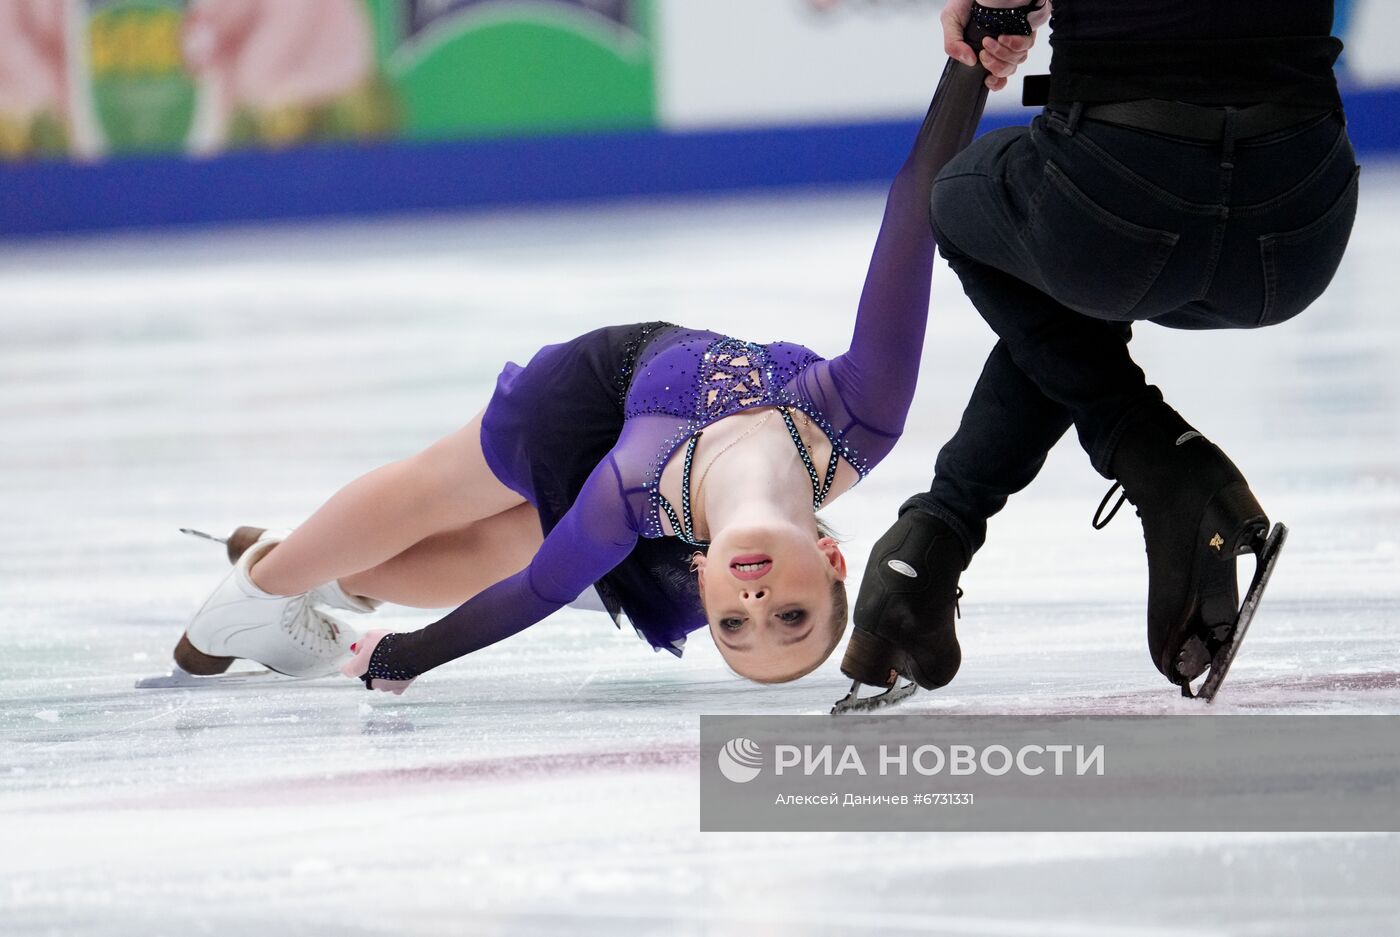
top-left (909, 106), bottom-right (1360, 554)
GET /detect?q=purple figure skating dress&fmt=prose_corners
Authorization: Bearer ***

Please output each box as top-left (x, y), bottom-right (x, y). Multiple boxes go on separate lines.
top-left (362, 45), bottom-right (984, 682)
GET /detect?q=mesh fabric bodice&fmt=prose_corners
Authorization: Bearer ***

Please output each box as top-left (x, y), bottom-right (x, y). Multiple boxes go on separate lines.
top-left (600, 327), bottom-right (901, 543)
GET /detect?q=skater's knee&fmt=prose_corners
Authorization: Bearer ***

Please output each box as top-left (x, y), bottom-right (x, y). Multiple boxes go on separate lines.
top-left (930, 174), bottom-right (975, 260)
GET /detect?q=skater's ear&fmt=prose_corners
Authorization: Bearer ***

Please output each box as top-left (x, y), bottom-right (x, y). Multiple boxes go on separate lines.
top-left (814, 516), bottom-right (848, 584)
top-left (817, 536), bottom-right (847, 582)
top-left (691, 552), bottom-right (707, 594)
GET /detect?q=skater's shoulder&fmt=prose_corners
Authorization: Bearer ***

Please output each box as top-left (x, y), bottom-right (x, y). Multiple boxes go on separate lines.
top-left (637, 327), bottom-right (822, 367)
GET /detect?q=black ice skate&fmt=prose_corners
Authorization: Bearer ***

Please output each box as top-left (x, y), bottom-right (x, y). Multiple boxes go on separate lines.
top-left (1097, 404), bottom-right (1288, 701)
top-left (832, 512), bottom-right (968, 714)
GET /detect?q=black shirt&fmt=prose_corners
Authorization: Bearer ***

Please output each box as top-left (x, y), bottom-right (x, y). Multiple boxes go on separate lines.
top-left (1035, 0), bottom-right (1342, 108)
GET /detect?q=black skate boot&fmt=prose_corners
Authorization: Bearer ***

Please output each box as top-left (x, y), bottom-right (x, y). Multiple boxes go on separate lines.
top-left (1098, 403), bottom-right (1287, 698)
top-left (832, 511), bottom-right (968, 713)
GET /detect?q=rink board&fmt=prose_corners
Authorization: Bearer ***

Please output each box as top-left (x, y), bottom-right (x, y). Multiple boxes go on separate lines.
top-left (2, 0), bottom-right (1399, 236)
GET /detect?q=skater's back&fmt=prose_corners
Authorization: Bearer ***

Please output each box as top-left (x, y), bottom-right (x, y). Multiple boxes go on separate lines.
top-left (1048, 0), bottom-right (1333, 39)
top-left (1036, 0), bottom-right (1341, 109)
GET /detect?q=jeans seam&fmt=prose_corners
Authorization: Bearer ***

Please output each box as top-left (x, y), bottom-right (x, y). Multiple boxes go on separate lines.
top-left (1194, 210), bottom-right (1231, 303)
top-left (1027, 161), bottom-right (1181, 319)
top-left (1065, 131), bottom-right (1221, 215)
top-left (1231, 126), bottom-right (1350, 216)
top-left (1038, 161), bottom-right (1181, 244)
top-left (1258, 241), bottom-right (1279, 327)
top-left (1254, 165), bottom-right (1360, 326)
top-left (1258, 164), bottom-right (1362, 243)
top-left (1235, 110), bottom-right (1339, 149)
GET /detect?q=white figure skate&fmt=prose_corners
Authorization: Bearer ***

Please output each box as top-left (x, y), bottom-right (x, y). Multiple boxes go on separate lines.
top-left (170, 538), bottom-right (359, 680)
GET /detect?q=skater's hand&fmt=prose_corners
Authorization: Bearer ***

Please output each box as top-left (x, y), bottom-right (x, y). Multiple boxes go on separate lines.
top-left (942, 0), bottom-right (1049, 91)
top-left (341, 629), bottom-right (416, 695)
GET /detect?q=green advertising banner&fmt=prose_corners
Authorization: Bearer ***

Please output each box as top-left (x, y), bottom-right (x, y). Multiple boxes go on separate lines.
top-left (0, 0), bottom-right (656, 162)
top-left (382, 0), bottom-right (655, 140)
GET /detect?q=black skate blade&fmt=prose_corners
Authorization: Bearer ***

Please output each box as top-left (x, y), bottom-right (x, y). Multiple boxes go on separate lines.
top-left (831, 678), bottom-right (918, 715)
top-left (1186, 522), bottom-right (1289, 702)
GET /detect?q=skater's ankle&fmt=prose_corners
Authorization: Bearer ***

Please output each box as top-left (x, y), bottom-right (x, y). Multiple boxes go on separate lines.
top-left (246, 546), bottom-right (299, 597)
top-left (896, 498), bottom-right (975, 567)
top-left (323, 574), bottom-right (383, 612)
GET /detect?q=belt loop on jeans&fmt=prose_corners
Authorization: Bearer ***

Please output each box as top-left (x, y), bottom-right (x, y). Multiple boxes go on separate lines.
top-left (1066, 102), bottom-right (1084, 135)
top-left (1220, 108), bottom-right (1237, 170)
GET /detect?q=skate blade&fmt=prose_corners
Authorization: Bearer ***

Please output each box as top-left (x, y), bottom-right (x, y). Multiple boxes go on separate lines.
top-left (180, 525), bottom-right (269, 564)
top-left (135, 666), bottom-right (333, 690)
top-left (830, 678), bottom-right (918, 715)
top-left (1185, 522), bottom-right (1289, 702)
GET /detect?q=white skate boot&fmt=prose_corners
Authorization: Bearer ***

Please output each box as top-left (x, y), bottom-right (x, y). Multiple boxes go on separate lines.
top-left (180, 526), bottom-right (382, 613)
top-left (174, 538), bottom-right (360, 678)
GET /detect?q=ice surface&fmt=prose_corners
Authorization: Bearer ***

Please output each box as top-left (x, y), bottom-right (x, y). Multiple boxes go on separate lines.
top-left (2, 162), bottom-right (1399, 935)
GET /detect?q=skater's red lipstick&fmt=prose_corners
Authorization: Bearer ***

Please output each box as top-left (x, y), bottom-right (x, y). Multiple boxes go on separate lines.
top-left (729, 555), bottom-right (772, 580)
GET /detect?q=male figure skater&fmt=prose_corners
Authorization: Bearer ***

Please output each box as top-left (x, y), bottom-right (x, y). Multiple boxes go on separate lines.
top-left (843, 0), bottom-right (1357, 704)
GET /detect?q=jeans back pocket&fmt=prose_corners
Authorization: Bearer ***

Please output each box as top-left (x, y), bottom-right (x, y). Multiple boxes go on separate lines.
top-left (1258, 165), bottom-right (1361, 326)
top-left (1024, 160), bottom-right (1180, 321)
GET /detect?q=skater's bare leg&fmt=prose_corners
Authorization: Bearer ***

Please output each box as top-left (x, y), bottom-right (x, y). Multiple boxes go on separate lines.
top-left (251, 411), bottom-right (524, 596)
top-left (340, 503), bottom-right (544, 608)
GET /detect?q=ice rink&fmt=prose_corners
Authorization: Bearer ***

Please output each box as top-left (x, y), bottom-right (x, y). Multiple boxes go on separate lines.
top-left (3, 160), bottom-right (1399, 936)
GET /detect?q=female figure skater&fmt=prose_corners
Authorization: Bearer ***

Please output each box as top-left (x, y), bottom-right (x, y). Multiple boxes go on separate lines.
top-left (171, 3), bottom-right (1041, 694)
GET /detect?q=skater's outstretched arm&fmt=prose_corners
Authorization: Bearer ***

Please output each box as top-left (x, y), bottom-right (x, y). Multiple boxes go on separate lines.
top-left (797, 2), bottom-right (1040, 465)
top-left (350, 444), bottom-right (643, 684)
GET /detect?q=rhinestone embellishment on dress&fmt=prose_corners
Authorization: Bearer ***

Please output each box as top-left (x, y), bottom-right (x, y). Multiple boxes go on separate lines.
top-left (699, 338), bottom-right (771, 418)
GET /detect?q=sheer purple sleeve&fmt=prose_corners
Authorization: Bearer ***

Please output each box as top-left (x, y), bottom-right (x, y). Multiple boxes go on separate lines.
top-left (378, 447), bottom-right (642, 677)
top-left (804, 3), bottom-right (1036, 469)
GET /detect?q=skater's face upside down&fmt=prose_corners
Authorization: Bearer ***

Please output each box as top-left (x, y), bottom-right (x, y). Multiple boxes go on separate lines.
top-left (694, 523), bottom-right (849, 684)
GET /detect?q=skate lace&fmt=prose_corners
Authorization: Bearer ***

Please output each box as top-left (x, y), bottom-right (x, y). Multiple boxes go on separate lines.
top-left (282, 596), bottom-right (344, 657)
top-left (1091, 483), bottom-right (1136, 530)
